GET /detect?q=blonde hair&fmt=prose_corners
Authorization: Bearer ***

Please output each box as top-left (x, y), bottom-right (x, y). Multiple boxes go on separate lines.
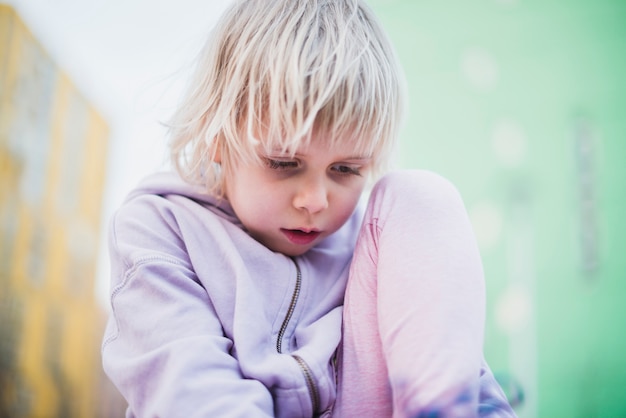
top-left (168, 0), bottom-right (406, 194)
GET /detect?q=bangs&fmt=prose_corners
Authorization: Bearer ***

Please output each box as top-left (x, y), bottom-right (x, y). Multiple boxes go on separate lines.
top-left (235, 0), bottom-right (402, 171)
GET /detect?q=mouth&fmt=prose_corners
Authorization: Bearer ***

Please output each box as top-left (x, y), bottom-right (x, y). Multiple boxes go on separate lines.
top-left (281, 228), bottom-right (322, 246)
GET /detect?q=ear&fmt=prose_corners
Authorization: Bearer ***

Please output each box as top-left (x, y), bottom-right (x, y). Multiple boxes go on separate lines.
top-left (210, 137), bottom-right (222, 163)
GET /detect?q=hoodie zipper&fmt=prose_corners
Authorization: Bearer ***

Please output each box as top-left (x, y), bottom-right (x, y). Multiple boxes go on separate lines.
top-left (276, 259), bottom-right (301, 354)
top-left (276, 258), bottom-right (321, 415)
top-left (293, 354), bottom-right (321, 414)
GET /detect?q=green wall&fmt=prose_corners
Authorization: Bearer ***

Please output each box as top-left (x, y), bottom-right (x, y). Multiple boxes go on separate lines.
top-left (368, 0), bottom-right (626, 416)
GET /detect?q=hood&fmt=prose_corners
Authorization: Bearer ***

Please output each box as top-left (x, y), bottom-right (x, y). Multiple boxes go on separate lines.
top-left (124, 171), bottom-right (241, 227)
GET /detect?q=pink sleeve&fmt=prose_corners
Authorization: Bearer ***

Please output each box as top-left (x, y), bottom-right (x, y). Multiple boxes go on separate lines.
top-left (336, 170), bottom-right (515, 418)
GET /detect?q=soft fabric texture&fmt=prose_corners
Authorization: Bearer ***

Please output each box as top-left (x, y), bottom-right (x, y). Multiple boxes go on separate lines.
top-left (335, 170), bottom-right (515, 417)
top-left (102, 170), bottom-right (516, 417)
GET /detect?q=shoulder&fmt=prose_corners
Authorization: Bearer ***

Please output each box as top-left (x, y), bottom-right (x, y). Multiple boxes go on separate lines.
top-left (372, 169), bottom-right (466, 211)
top-left (377, 169), bottom-right (459, 194)
top-left (108, 175), bottom-right (231, 268)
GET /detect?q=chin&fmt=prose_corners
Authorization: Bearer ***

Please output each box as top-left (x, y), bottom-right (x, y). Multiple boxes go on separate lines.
top-left (257, 234), bottom-right (318, 257)
top-left (270, 242), bottom-right (314, 257)
top-left (278, 247), bottom-right (311, 257)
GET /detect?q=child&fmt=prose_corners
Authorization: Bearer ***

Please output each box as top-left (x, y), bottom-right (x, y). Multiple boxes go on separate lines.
top-left (101, 0), bottom-right (516, 417)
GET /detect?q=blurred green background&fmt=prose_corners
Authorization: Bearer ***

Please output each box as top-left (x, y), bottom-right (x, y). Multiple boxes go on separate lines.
top-left (368, 0), bottom-right (626, 416)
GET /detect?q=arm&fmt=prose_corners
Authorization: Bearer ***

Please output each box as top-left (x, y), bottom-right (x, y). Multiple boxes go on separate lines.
top-left (102, 206), bottom-right (275, 417)
top-left (338, 170), bottom-right (515, 417)
top-left (375, 170), bottom-right (514, 417)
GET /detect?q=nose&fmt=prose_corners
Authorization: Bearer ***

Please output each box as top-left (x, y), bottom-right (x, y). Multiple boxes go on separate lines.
top-left (293, 177), bottom-right (329, 214)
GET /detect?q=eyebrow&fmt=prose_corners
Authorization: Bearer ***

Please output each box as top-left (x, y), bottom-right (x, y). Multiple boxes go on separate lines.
top-left (265, 149), bottom-right (371, 160)
top-left (338, 156), bottom-right (373, 162)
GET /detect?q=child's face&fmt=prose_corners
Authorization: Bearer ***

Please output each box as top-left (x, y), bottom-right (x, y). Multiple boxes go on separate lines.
top-left (224, 136), bottom-right (372, 256)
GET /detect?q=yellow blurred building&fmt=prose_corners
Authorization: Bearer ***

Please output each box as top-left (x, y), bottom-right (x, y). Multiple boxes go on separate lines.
top-left (1, 5), bottom-right (119, 417)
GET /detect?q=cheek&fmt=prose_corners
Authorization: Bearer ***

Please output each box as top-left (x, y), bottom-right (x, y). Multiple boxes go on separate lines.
top-left (233, 176), bottom-right (284, 219)
top-left (331, 188), bottom-right (364, 224)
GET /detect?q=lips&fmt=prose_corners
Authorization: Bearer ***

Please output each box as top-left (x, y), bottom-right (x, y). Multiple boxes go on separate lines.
top-left (281, 229), bottom-right (321, 245)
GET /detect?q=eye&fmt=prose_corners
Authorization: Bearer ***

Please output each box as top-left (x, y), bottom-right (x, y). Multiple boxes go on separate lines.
top-left (331, 164), bottom-right (362, 176)
top-left (265, 158), bottom-right (299, 171)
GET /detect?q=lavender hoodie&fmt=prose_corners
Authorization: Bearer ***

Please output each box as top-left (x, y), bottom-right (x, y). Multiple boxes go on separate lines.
top-left (102, 172), bottom-right (363, 417)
